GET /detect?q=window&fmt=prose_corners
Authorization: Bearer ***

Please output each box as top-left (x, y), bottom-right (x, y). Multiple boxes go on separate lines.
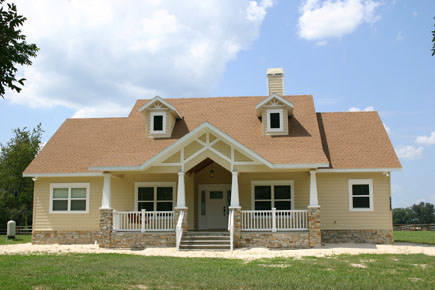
top-left (50, 183), bottom-right (89, 213)
top-left (266, 109), bottom-right (283, 132)
top-left (251, 180), bottom-right (294, 210)
top-left (135, 182), bottom-right (175, 211)
top-left (349, 179), bottom-right (373, 211)
top-left (150, 112), bottom-right (166, 134)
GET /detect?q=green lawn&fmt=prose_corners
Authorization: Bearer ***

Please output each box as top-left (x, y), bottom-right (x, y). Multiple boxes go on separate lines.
top-left (0, 235), bottom-right (31, 245)
top-left (0, 254), bottom-right (434, 289)
top-left (394, 231), bottom-right (435, 245)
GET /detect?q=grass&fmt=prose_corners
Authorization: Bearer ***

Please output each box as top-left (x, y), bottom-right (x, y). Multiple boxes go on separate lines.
top-left (394, 231), bottom-right (435, 245)
top-left (0, 254), bottom-right (434, 289)
top-left (0, 235), bottom-right (31, 245)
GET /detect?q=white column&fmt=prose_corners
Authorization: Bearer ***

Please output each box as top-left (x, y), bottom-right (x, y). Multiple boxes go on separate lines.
top-left (176, 171), bottom-right (186, 208)
top-left (101, 173), bottom-right (111, 209)
top-left (309, 170), bottom-right (319, 207)
top-left (230, 172), bottom-right (240, 208)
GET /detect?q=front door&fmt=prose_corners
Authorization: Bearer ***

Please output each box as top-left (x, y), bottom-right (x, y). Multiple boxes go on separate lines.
top-left (198, 184), bottom-right (231, 230)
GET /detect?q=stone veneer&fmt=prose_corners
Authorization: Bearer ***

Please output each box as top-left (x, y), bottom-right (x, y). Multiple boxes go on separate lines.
top-left (32, 230), bottom-right (99, 244)
top-left (111, 232), bottom-right (175, 248)
top-left (230, 207), bottom-right (241, 248)
top-left (321, 230), bottom-right (393, 244)
top-left (308, 207), bottom-right (321, 247)
top-left (240, 231), bottom-right (309, 248)
top-left (99, 208), bottom-right (113, 248)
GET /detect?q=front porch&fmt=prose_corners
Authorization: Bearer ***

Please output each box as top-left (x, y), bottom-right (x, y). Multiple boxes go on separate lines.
top-left (98, 161), bottom-right (321, 249)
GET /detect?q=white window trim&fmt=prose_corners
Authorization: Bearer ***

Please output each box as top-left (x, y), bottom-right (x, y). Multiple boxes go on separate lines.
top-left (49, 183), bottom-right (90, 214)
top-left (134, 182), bottom-right (176, 211)
top-left (150, 111), bottom-right (167, 134)
top-left (266, 109), bottom-right (284, 132)
top-left (348, 179), bottom-right (374, 211)
top-left (251, 180), bottom-right (294, 210)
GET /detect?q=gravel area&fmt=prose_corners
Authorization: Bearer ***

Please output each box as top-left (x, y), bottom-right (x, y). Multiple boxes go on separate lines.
top-left (1, 243), bottom-right (435, 260)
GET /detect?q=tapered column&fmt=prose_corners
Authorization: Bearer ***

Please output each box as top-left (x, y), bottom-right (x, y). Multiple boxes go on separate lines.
top-left (176, 171), bottom-right (186, 208)
top-left (101, 173), bottom-right (111, 209)
top-left (309, 170), bottom-right (319, 208)
top-left (230, 172), bottom-right (240, 208)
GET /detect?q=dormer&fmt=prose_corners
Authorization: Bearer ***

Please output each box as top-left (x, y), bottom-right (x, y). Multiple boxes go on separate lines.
top-left (256, 68), bottom-right (293, 136)
top-left (139, 96), bottom-right (182, 138)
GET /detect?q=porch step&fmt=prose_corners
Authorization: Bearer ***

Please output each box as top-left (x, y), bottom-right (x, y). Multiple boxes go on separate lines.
top-left (180, 231), bottom-right (231, 250)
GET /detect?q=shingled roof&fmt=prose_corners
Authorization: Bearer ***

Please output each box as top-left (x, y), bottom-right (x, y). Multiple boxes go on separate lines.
top-left (23, 95), bottom-right (401, 175)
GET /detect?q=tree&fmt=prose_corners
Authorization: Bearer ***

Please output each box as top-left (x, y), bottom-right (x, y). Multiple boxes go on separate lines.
top-left (432, 18), bottom-right (435, 56)
top-left (392, 207), bottom-right (414, 224)
top-left (0, 0), bottom-right (38, 99)
top-left (0, 124), bottom-right (43, 228)
top-left (411, 202), bottom-right (435, 224)
top-left (393, 202), bottom-right (435, 224)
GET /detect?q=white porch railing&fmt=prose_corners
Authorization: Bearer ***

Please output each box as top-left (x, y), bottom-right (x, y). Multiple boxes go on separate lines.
top-left (176, 210), bottom-right (185, 250)
top-left (228, 209), bottom-right (235, 251)
top-left (241, 209), bottom-right (308, 231)
top-left (113, 210), bottom-right (174, 232)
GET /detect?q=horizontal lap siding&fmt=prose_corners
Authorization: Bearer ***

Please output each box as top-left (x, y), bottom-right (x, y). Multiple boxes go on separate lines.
top-left (317, 173), bottom-right (392, 230)
top-left (238, 172), bottom-right (310, 210)
top-left (33, 177), bottom-right (103, 231)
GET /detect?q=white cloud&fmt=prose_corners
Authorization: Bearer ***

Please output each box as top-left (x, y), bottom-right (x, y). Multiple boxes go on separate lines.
top-left (415, 131), bottom-right (435, 145)
top-left (413, 11), bottom-right (418, 17)
top-left (348, 106), bottom-right (375, 112)
top-left (395, 145), bottom-right (424, 160)
top-left (383, 123), bottom-right (391, 134)
top-left (298, 0), bottom-right (381, 41)
top-left (315, 40), bottom-right (328, 46)
top-left (8, 0), bottom-right (274, 118)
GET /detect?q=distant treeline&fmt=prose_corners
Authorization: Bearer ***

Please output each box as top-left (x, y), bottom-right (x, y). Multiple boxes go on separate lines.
top-left (0, 125), bottom-right (42, 228)
top-left (393, 202), bottom-right (435, 225)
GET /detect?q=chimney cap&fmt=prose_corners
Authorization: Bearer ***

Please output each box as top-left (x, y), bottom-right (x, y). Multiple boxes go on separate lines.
top-left (267, 68), bottom-right (284, 76)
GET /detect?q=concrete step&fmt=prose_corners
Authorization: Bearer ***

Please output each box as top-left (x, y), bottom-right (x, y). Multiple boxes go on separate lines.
top-left (179, 244), bottom-right (231, 250)
top-left (181, 239), bottom-right (230, 245)
top-left (183, 235), bottom-right (230, 240)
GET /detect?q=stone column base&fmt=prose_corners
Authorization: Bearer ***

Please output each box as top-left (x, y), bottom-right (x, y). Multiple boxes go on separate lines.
top-left (99, 208), bottom-right (113, 248)
top-left (308, 206), bottom-right (321, 248)
top-left (175, 207), bottom-right (188, 233)
top-left (229, 207), bottom-right (241, 248)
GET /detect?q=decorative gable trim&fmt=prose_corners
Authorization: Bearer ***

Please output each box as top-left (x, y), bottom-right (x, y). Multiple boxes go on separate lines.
top-left (255, 93), bottom-right (294, 116)
top-left (88, 122), bottom-right (329, 172)
top-left (139, 96), bottom-right (183, 119)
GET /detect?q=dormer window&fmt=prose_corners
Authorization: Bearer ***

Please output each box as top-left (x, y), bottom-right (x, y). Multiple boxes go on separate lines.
top-left (267, 109), bottom-right (283, 132)
top-left (150, 112), bottom-right (166, 134)
top-left (140, 96), bottom-right (182, 138)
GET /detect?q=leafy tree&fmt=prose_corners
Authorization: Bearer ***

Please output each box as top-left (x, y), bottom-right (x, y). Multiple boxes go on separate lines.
top-left (432, 18), bottom-right (435, 56)
top-left (393, 202), bottom-right (435, 224)
top-left (411, 202), bottom-right (435, 224)
top-left (0, 124), bottom-right (43, 228)
top-left (392, 207), bottom-right (414, 224)
top-left (0, 0), bottom-right (39, 99)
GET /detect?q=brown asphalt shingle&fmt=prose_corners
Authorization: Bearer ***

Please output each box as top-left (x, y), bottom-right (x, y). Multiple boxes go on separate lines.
top-left (23, 95), bottom-right (400, 174)
top-left (317, 112), bottom-right (401, 169)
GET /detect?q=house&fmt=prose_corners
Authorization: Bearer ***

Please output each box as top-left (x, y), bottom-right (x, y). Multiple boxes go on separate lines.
top-left (23, 68), bottom-right (401, 249)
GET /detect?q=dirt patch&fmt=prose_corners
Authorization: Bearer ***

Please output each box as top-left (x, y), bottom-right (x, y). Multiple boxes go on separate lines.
top-left (1, 243), bottom-right (435, 260)
top-left (350, 263), bottom-right (367, 268)
top-left (258, 264), bottom-right (290, 268)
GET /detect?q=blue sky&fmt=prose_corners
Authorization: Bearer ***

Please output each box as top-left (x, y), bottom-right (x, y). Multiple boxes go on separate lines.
top-left (0, 0), bottom-right (434, 208)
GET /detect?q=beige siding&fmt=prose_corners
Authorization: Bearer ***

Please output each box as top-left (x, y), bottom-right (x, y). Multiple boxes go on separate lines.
top-left (267, 75), bottom-right (284, 96)
top-left (33, 177), bottom-right (103, 231)
top-left (238, 171), bottom-right (310, 210)
top-left (212, 141), bottom-right (231, 158)
top-left (33, 171), bottom-right (392, 232)
top-left (317, 172), bottom-right (392, 230)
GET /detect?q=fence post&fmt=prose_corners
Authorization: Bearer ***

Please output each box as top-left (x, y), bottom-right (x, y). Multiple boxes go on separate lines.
top-left (141, 209), bottom-right (146, 233)
top-left (272, 208), bottom-right (276, 232)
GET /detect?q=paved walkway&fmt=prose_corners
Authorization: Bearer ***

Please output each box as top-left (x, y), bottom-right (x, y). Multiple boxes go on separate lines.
top-left (1, 243), bottom-right (434, 260)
